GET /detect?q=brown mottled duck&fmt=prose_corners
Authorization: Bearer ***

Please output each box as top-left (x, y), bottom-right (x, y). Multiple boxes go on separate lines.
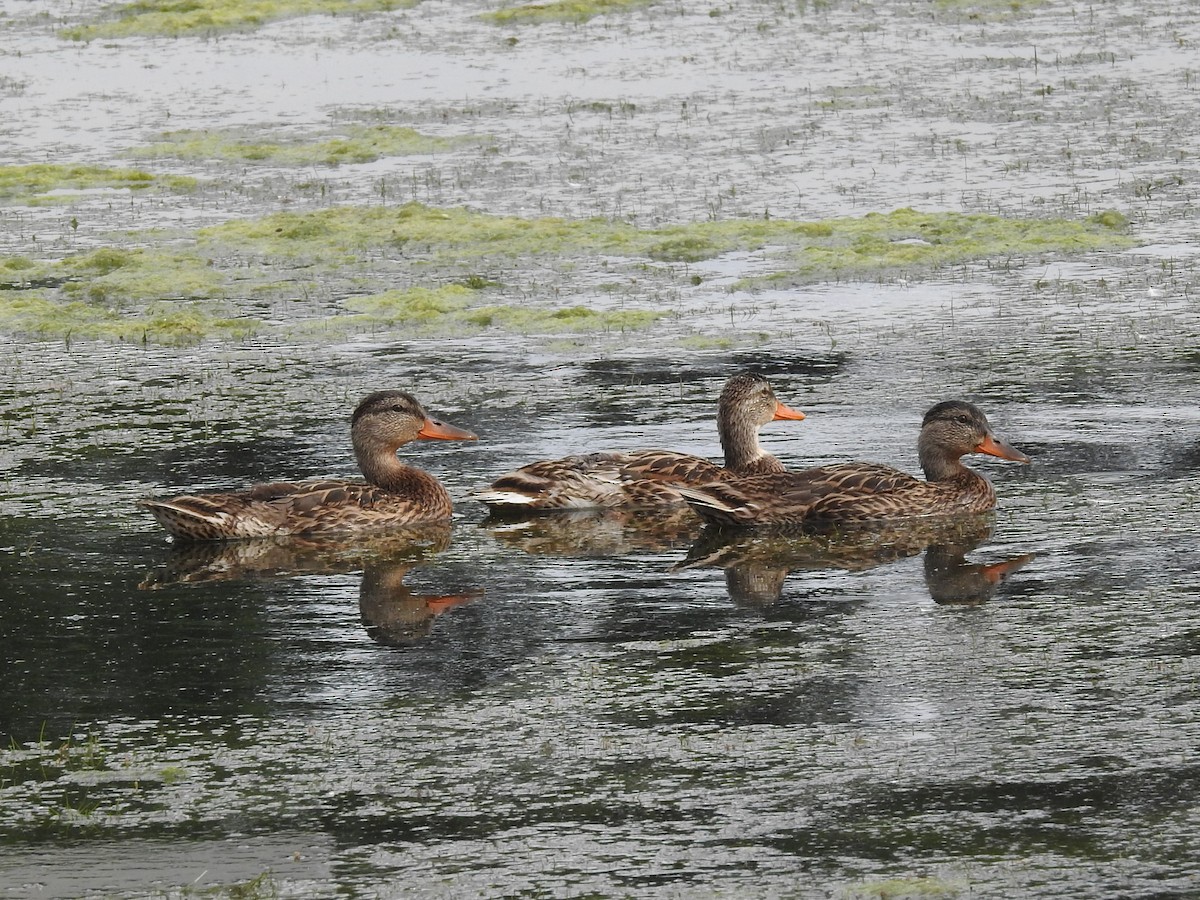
top-left (675, 400), bottom-right (1028, 527)
top-left (470, 372), bottom-right (805, 512)
top-left (139, 391), bottom-right (476, 541)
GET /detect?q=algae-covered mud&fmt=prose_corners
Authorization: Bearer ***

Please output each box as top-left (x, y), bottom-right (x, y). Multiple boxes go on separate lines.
top-left (2, 0), bottom-right (1200, 897)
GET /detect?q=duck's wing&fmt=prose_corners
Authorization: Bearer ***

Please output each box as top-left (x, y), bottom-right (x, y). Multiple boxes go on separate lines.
top-left (267, 480), bottom-right (387, 516)
top-left (277, 478), bottom-right (453, 530)
top-left (795, 464), bottom-right (929, 522)
top-left (139, 479), bottom-right (425, 540)
top-left (470, 452), bottom-right (629, 510)
top-left (677, 464), bottom-right (925, 527)
top-left (618, 449), bottom-right (724, 484)
top-left (472, 450), bottom-right (721, 511)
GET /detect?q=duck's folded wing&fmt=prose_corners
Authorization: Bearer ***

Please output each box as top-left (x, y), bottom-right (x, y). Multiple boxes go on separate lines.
top-left (619, 450), bottom-right (722, 484)
top-left (787, 463), bottom-right (917, 496)
top-left (246, 480), bottom-right (309, 501)
top-left (281, 480), bottom-right (383, 514)
top-left (677, 464), bottom-right (923, 526)
top-left (471, 452), bottom-right (631, 509)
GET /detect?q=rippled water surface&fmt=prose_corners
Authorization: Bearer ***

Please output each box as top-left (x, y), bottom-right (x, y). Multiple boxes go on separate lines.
top-left (2, 0), bottom-right (1200, 897)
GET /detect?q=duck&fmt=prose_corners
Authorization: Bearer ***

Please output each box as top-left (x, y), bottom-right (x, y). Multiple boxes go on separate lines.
top-left (138, 390), bottom-right (477, 541)
top-left (470, 372), bottom-right (805, 512)
top-left (674, 399), bottom-right (1029, 527)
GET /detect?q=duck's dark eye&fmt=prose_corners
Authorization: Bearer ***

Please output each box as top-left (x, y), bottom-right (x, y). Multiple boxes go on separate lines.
top-left (391, 405), bottom-right (405, 413)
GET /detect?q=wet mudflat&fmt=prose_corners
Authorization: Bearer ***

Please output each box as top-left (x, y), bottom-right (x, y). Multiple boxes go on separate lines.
top-left (2, 0), bottom-right (1200, 897)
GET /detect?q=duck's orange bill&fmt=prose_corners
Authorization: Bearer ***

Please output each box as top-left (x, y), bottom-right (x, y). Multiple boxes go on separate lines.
top-left (773, 401), bottom-right (806, 421)
top-left (975, 433), bottom-right (1030, 463)
top-left (418, 418), bottom-right (478, 441)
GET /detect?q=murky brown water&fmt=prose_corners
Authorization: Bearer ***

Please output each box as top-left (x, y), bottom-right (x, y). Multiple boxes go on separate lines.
top-left (3, 1), bottom-right (1200, 897)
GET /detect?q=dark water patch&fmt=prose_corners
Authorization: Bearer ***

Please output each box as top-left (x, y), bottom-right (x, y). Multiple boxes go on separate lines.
top-left (1141, 628), bottom-right (1200, 660)
top-left (0, 277), bottom-right (66, 290)
top-left (853, 762), bottom-right (1200, 835)
top-left (748, 585), bottom-right (874, 613)
top-left (761, 765), bottom-right (1200, 874)
top-left (1018, 440), bottom-right (1145, 475)
top-left (136, 435), bottom-right (330, 488)
top-left (1159, 440), bottom-right (1200, 477)
top-left (320, 794), bottom-right (713, 846)
top-left (608, 677), bottom-right (863, 730)
top-left (20, 435), bottom-right (326, 490)
top-left (0, 584), bottom-right (280, 745)
top-left (585, 596), bottom-right (757, 644)
top-left (580, 350), bottom-right (849, 387)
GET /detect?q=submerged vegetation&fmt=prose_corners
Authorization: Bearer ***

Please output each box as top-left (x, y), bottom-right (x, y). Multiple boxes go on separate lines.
top-left (481, 0), bottom-right (657, 25)
top-left (56, 247), bottom-right (226, 303)
top-left (746, 207), bottom-right (1133, 288)
top-left (131, 125), bottom-right (485, 166)
top-left (0, 291), bottom-right (259, 344)
top-left (332, 284), bottom-right (663, 335)
top-left (198, 202), bottom-right (1130, 277)
top-left (0, 202), bottom-right (1131, 344)
top-left (0, 729), bottom-right (197, 839)
top-left (931, 0), bottom-right (1042, 21)
top-left (0, 164), bottom-right (197, 205)
top-left (840, 875), bottom-right (966, 898)
top-left (59, 0), bottom-right (418, 40)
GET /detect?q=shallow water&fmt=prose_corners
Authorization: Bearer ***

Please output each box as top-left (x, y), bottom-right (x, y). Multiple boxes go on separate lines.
top-left (3, 0), bottom-right (1200, 897)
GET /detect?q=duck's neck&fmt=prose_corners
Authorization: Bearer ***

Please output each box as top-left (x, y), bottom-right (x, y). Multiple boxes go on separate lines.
top-left (919, 441), bottom-right (995, 504)
top-left (354, 434), bottom-right (427, 492)
top-left (720, 414), bottom-right (778, 474)
top-left (919, 435), bottom-right (972, 482)
top-left (920, 457), bottom-right (996, 516)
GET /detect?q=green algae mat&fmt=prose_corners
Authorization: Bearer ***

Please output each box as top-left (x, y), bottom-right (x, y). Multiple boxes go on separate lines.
top-left (60, 0), bottom-right (420, 40)
top-left (0, 202), bottom-right (1131, 344)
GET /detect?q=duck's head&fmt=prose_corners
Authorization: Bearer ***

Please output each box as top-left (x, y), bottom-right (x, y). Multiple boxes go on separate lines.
top-left (351, 391), bottom-right (478, 448)
top-left (719, 372), bottom-right (806, 428)
top-left (918, 400), bottom-right (1029, 466)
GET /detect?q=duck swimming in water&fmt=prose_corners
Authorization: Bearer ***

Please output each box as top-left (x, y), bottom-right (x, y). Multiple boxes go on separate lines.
top-left (470, 372), bottom-right (805, 512)
top-left (675, 400), bottom-right (1028, 527)
top-left (139, 391), bottom-right (477, 541)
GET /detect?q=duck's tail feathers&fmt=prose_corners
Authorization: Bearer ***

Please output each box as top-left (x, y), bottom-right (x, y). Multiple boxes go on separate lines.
top-left (468, 487), bottom-right (609, 511)
top-left (137, 497), bottom-right (260, 541)
top-left (674, 486), bottom-right (747, 527)
top-left (468, 488), bottom-right (542, 508)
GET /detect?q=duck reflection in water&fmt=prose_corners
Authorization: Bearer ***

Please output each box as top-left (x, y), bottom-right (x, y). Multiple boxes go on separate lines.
top-left (358, 563), bottom-right (483, 647)
top-left (922, 542), bottom-right (1035, 606)
top-left (480, 507), bottom-right (702, 558)
top-left (678, 516), bottom-right (1035, 606)
top-left (139, 525), bottom-right (482, 646)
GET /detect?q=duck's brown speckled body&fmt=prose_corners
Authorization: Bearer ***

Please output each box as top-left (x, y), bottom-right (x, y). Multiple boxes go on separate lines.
top-left (139, 391), bottom-right (476, 541)
top-left (676, 400), bottom-right (1028, 527)
top-left (470, 372), bottom-right (804, 512)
